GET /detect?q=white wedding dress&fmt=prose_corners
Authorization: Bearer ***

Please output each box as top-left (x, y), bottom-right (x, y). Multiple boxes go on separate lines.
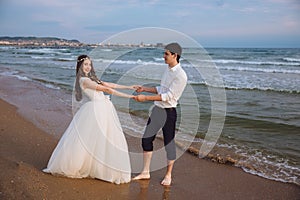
top-left (43, 77), bottom-right (131, 184)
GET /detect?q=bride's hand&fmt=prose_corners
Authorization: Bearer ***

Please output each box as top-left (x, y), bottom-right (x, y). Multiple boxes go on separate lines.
top-left (129, 95), bottom-right (136, 99)
top-left (131, 85), bottom-right (142, 90)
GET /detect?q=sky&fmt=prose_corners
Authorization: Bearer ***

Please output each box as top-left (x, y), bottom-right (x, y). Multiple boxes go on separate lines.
top-left (0, 0), bottom-right (299, 48)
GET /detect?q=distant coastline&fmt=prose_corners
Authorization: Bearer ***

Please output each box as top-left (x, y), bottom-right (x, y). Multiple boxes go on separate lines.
top-left (0, 36), bottom-right (164, 48)
top-left (0, 36), bottom-right (91, 47)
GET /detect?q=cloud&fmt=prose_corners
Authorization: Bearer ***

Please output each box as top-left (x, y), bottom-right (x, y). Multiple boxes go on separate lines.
top-left (1, 0), bottom-right (299, 46)
top-left (85, 24), bottom-right (135, 32)
top-left (215, 0), bottom-right (225, 7)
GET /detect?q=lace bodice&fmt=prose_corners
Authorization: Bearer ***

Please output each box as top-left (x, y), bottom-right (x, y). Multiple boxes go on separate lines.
top-left (80, 77), bottom-right (107, 101)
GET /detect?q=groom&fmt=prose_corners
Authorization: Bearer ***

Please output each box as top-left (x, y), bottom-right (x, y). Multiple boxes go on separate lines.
top-left (133, 43), bottom-right (187, 186)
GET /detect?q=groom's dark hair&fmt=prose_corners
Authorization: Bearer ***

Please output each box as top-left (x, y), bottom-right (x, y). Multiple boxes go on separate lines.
top-left (165, 42), bottom-right (182, 63)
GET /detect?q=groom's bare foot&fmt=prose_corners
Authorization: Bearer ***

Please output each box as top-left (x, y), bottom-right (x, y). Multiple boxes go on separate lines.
top-left (132, 172), bottom-right (150, 180)
top-left (161, 176), bottom-right (172, 186)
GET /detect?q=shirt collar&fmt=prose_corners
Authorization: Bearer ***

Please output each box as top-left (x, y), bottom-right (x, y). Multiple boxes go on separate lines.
top-left (168, 63), bottom-right (180, 72)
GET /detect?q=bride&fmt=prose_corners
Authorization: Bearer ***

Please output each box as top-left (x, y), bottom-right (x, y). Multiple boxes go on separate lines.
top-left (43, 55), bottom-right (135, 184)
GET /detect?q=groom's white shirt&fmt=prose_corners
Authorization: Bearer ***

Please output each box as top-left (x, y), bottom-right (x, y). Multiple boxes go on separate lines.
top-left (155, 63), bottom-right (187, 108)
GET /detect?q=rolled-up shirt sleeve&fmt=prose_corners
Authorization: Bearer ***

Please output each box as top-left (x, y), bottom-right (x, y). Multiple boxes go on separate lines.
top-left (161, 92), bottom-right (170, 102)
top-left (156, 86), bottom-right (162, 94)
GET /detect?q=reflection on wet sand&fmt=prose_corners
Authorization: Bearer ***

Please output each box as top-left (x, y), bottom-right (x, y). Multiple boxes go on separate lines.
top-left (134, 179), bottom-right (171, 200)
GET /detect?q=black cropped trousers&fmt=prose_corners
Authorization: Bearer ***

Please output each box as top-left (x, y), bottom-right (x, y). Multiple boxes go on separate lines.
top-left (142, 105), bottom-right (177, 160)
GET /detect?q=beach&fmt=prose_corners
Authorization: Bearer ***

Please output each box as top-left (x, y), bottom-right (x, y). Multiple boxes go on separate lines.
top-left (1, 72), bottom-right (300, 199)
top-left (1, 45), bottom-right (300, 199)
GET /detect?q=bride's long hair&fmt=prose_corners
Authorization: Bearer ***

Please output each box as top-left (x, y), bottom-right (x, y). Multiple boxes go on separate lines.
top-left (75, 55), bottom-right (102, 101)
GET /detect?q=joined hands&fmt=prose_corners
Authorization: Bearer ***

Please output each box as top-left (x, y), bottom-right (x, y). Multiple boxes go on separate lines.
top-left (129, 85), bottom-right (147, 102)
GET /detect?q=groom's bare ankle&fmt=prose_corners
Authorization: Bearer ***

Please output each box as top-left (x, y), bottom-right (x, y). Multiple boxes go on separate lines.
top-left (132, 172), bottom-right (150, 180)
top-left (142, 170), bottom-right (150, 175)
top-left (139, 171), bottom-right (150, 178)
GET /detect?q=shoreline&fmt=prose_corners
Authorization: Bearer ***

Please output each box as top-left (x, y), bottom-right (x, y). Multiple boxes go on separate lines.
top-left (1, 73), bottom-right (297, 186)
top-left (0, 74), bottom-right (299, 199)
top-left (1, 98), bottom-right (299, 199)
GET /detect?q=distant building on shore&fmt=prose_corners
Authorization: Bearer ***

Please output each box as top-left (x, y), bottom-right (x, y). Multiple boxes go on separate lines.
top-left (98, 42), bottom-right (164, 48)
top-left (0, 37), bottom-right (86, 47)
top-left (0, 36), bottom-right (166, 48)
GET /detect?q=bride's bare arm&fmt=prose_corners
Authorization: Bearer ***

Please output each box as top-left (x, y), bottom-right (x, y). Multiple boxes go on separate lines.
top-left (99, 85), bottom-right (135, 98)
top-left (101, 81), bottom-right (138, 90)
top-left (82, 79), bottom-right (134, 98)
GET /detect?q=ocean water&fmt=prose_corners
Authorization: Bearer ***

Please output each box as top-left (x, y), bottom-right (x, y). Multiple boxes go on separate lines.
top-left (0, 45), bottom-right (299, 185)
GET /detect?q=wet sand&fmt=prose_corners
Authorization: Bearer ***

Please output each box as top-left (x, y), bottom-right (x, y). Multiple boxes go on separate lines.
top-left (1, 98), bottom-right (300, 199)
